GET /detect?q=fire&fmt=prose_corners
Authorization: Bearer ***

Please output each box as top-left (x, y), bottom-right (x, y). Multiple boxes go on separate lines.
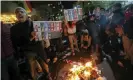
top-left (66, 60), bottom-right (102, 80)
top-left (84, 70), bottom-right (91, 77)
top-left (85, 62), bottom-right (92, 68)
top-left (70, 75), bottom-right (80, 80)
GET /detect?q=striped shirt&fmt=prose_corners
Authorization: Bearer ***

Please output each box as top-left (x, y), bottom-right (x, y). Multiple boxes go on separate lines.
top-left (1, 23), bottom-right (14, 59)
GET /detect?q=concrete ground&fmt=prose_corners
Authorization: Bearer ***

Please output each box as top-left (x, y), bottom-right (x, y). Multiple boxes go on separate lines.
top-left (49, 51), bottom-right (116, 80)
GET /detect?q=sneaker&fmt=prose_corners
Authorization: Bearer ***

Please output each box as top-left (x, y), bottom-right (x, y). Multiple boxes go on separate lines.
top-left (72, 52), bottom-right (75, 56)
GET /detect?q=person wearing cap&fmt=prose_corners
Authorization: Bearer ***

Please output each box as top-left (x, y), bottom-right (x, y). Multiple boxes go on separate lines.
top-left (10, 7), bottom-right (52, 80)
top-left (80, 29), bottom-right (92, 51)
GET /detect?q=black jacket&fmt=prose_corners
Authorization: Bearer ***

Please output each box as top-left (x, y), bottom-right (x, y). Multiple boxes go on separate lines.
top-left (123, 15), bottom-right (133, 39)
top-left (86, 21), bottom-right (100, 45)
top-left (103, 35), bottom-right (123, 62)
top-left (111, 9), bottom-right (125, 25)
top-left (10, 20), bottom-right (47, 60)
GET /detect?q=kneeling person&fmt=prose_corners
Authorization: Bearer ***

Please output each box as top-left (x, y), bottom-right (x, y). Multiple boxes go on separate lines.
top-left (81, 29), bottom-right (92, 51)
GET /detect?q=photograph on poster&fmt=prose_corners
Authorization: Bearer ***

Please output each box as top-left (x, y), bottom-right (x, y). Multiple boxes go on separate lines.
top-left (64, 8), bottom-right (83, 21)
top-left (33, 21), bottom-right (62, 41)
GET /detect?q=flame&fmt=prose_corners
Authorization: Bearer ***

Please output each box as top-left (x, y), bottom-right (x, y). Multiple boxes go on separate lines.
top-left (84, 70), bottom-right (91, 77)
top-left (70, 75), bottom-right (80, 80)
top-left (66, 60), bottom-right (101, 80)
top-left (85, 62), bottom-right (92, 68)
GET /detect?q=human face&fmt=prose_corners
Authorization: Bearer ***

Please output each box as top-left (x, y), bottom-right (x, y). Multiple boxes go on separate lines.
top-left (90, 16), bottom-right (95, 21)
top-left (15, 9), bottom-right (27, 22)
top-left (115, 26), bottom-right (124, 37)
top-left (96, 7), bottom-right (100, 12)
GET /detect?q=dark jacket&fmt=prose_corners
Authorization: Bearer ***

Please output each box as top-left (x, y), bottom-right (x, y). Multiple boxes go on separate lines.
top-left (103, 35), bottom-right (123, 62)
top-left (1, 23), bottom-right (15, 59)
top-left (111, 9), bottom-right (125, 25)
top-left (10, 20), bottom-right (47, 60)
top-left (86, 21), bottom-right (100, 45)
top-left (123, 15), bottom-right (133, 39)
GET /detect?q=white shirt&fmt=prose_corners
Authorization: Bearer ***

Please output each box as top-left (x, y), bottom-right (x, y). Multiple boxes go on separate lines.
top-left (67, 26), bottom-right (76, 34)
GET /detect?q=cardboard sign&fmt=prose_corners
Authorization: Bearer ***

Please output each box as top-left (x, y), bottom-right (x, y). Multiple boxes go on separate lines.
top-left (33, 21), bottom-right (62, 41)
top-left (64, 8), bottom-right (83, 21)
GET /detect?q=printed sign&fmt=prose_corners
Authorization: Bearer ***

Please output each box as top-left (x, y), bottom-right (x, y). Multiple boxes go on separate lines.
top-left (64, 8), bottom-right (83, 21)
top-left (33, 21), bottom-right (62, 41)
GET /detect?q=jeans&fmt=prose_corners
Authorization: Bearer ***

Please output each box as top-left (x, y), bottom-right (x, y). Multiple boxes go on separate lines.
top-left (1, 55), bottom-right (20, 80)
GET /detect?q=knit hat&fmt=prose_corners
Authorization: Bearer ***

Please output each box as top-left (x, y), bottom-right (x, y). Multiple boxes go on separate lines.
top-left (15, 7), bottom-right (27, 14)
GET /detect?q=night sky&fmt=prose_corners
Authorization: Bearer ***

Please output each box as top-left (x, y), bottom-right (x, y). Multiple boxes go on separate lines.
top-left (62, 1), bottom-right (77, 9)
top-left (1, 1), bottom-right (77, 14)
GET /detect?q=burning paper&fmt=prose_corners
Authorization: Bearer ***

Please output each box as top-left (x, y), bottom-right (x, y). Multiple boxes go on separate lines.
top-left (58, 57), bottom-right (106, 80)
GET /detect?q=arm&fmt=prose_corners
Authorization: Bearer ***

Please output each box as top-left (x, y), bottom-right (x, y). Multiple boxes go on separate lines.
top-left (10, 27), bottom-right (19, 59)
top-left (122, 35), bottom-right (133, 56)
top-left (64, 19), bottom-right (69, 29)
top-left (73, 20), bottom-right (77, 24)
top-left (30, 21), bottom-right (36, 41)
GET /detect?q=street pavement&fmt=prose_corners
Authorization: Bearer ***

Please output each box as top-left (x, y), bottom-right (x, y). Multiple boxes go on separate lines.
top-left (49, 51), bottom-right (116, 80)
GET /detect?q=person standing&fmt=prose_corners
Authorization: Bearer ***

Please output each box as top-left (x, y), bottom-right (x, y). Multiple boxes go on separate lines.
top-left (64, 20), bottom-right (80, 56)
top-left (10, 7), bottom-right (52, 80)
top-left (86, 15), bottom-right (100, 54)
top-left (1, 22), bottom-right (21, 80)
top-left (111, 3), bottom-right (124, 25)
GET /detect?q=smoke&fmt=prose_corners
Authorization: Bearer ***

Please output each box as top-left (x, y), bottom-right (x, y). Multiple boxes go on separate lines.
top-left (1, 1), bottom-right (20, 14)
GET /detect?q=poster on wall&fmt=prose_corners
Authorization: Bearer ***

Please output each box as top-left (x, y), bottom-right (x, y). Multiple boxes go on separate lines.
top-left (33, 21), bottom-right (62, 41)
top-left (64, 8), bottom-right (83, 21)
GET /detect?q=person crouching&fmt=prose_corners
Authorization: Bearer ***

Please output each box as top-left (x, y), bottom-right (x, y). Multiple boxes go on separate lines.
top-left (81, 29), bottom-right (92, 52)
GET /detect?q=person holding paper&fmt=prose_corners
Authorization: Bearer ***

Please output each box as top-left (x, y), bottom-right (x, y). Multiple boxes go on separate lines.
top-left (10, 7), bottom-right (52, 80)
top-left (64, 19), bottom-right (80, 56)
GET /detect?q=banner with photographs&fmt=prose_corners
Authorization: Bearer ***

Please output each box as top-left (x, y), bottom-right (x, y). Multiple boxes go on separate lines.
top-left (33, 21), bottom-right (62, 41)
top-left (64, 8), bottom-right (83, 21)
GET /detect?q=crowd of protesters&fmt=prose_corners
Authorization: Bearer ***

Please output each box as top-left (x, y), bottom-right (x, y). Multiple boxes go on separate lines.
top-left (1, 2), bottom-right (133, 80)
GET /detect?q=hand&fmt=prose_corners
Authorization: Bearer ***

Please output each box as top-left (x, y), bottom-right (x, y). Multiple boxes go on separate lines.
top-left (30, 31), bottom-right (36, 41)
top-left (83, 46), bottom-right (88, 49)
top-left (46, 59), bottom-right (50, 63)
top-left (120, 51), bottom-right (125, 56)
top-left (118, 61), bottom-right (124, 67)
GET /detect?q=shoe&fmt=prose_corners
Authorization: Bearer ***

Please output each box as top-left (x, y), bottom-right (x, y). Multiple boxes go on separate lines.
top-left (72, 52), bottom-right (75, 56)
top-left (75, 48), bottom-right (80, 52)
